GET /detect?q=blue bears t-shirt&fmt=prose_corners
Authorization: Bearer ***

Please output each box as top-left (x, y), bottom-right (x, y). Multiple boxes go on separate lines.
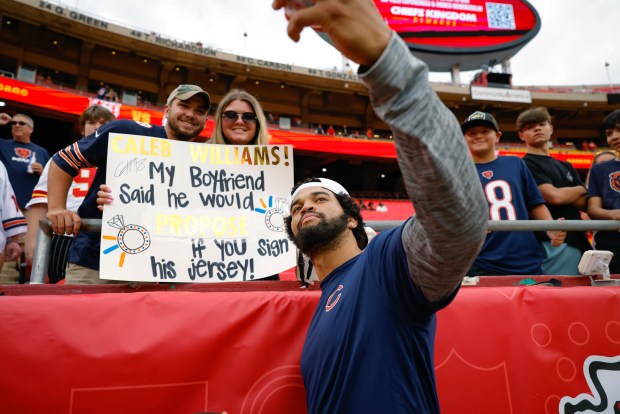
top-left (0, 138), bottom-right (51, 208)
top-left (52, 120), bottom-right (167, 270)
top-left (473, 156), bottom-right (545, 275)
top-left (301, 221), bottom-right (456, 414)
top-left (587, 159), bottom-right (620, 247)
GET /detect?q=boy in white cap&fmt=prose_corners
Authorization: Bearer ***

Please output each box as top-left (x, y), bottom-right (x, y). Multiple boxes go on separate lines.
top-left (461, 111), bottom-right (565, 276)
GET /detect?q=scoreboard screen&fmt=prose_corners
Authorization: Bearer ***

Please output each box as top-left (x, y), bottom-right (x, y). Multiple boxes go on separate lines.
top-left (369, 0), bottom-right (541, 70)
top-left (374, 0), bottom-right (540, 49)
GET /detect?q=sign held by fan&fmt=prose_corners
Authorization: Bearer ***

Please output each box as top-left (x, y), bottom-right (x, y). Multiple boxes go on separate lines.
top-left (101, 133), bottom-right (295, 283)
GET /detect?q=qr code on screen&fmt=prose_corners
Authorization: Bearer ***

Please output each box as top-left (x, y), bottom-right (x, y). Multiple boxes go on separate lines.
top-left (486, 2), bottom-right (516, 30)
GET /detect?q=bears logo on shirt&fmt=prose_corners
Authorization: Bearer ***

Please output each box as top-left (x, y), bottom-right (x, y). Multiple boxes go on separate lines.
top-left (325, 285), bottom-right (344, 312)
top-left (14, 147), bottom-right (32, 159)
top-left (134, 121), bottom-right (152, 128)
top-left (481, 170), bottom-right (494, 180)
top-left (609, 171), bottom-right (620, 193)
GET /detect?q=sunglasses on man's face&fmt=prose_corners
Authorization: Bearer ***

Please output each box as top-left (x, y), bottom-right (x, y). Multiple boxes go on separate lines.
top-left (222, 111), bottom-right (257, 123)
top-left (9, 121), bottom-right (31, 127)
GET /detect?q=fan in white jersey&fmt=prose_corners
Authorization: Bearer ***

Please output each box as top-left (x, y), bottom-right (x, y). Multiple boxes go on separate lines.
top-left (23, 105), bottom-right (115, 282)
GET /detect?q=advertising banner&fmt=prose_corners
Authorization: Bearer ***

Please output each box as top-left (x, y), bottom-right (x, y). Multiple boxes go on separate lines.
top-left (0, 286), bottom-right (618, 413)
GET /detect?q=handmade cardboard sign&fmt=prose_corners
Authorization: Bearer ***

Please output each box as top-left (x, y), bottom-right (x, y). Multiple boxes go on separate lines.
top-left (100, 134), bottom-right (295, 282)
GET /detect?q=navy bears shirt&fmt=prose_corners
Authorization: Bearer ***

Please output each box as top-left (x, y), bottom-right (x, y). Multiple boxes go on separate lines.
top-left (474, 156), bottom-right (545, 275)
top-left (587, 159), bottom-right (620, 248)
top-left (301, 221), bottom-right (456, 414)
top-left (52, 120), bottom-right (167, 270)
top-left (0, 139), bottom-right (51, 208)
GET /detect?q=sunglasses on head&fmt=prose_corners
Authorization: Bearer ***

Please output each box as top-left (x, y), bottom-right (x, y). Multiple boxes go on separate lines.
top-left (9, 121), bottom-right (31, 127)
top-left (222, 111), bottom-right (257, 123)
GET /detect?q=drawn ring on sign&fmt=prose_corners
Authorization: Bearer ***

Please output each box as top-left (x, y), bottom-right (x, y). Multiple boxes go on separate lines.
top-left (117, 224), bottom-right (151, 254)
top-left (265, 207), bottom-right (286, 232)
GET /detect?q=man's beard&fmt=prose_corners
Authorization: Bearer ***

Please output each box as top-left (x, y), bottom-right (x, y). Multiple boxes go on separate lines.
top-left (168, 118), bottom-right (199, 141)
top-left (295, 211), bottom-right (350, 255)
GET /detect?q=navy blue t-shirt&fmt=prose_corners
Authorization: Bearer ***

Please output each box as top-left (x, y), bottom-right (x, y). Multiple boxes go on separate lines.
top-left (588, 159), bottom-right (620, 247)
top-left (0, 138), bottom-right (51, 208)
top-left (52, 120), bottom-right (167, 270)
top-left (301, 222), bottom-right (456, 414)
top-left (473, 156), bottom-right (545, 275)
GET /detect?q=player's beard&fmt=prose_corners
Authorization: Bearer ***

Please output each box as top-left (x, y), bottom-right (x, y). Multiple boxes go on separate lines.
top-left (295, 211), bottom-right (350, 256)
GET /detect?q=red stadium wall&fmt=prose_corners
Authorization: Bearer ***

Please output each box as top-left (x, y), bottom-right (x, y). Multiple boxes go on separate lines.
top-left (0, 282), bottom-right (619, 414)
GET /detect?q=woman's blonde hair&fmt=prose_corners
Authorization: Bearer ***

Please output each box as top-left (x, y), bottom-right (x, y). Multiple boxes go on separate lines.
top-left (211, 89), bottom-right (269, 145)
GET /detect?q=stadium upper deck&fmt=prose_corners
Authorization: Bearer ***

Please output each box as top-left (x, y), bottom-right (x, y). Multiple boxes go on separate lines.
top-left (0, 0), bottom-right (619, 193)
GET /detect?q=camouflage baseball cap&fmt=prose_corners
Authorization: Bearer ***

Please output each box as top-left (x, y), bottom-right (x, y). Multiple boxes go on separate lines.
top-left (166, 84), bottom-right (211, 108)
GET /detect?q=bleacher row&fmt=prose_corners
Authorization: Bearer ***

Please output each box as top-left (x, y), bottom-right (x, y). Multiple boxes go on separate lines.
top-left (3, 74), bottom-right (612, 159)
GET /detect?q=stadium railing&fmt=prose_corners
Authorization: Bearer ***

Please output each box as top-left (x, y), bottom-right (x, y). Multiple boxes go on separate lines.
top-left (30, 218), bottom-right (620, 284)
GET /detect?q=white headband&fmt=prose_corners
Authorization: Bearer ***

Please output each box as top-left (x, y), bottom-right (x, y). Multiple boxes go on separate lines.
top-left (289, 178), bottom-right (349, 211)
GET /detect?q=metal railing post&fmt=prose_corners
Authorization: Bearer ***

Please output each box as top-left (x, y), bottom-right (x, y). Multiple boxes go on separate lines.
top-left (30, 219), bottom-right (53, 284)
top-left (28, 218), bottom-right (620, 284)
top-left (29, 218), bottom-right (103, 284)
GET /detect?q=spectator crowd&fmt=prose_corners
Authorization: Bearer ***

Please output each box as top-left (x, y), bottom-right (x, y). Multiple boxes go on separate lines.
top-left (1, 102), bottom-right (618, 283)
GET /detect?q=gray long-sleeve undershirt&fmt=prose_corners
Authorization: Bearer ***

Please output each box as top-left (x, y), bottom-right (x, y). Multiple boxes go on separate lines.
top-left (360, 34), bottom-right (488, 303)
